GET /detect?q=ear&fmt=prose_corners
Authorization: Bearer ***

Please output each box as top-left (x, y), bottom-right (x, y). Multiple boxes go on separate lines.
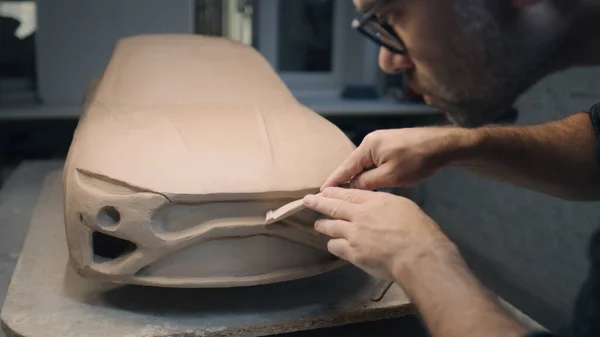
top-left (512, 0), bottom-right (544, 7)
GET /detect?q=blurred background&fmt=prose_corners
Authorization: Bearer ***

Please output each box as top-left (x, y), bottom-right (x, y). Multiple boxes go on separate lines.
top-left (0, 0), bottom-right (440, 161)
top-left (2, 0), bottom-right (600, 336)
top-left (0, 0), bottom-right (442, 207)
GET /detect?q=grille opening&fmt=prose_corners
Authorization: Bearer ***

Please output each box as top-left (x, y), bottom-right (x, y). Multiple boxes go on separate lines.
top-left (92, 231), bottom-right (136, 262)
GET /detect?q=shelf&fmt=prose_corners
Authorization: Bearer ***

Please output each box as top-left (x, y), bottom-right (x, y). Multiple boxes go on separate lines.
top-left (0, 98), bottom-right (439, 120)
top-left (0, 105), bottom-right (80, 120)
top-left (299, 96), bottom-right (440, 116)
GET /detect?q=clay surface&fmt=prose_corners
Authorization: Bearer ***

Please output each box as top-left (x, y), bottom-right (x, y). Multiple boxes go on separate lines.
top-left (62, 34), bottom-right (356, 287)
top-left (1, 170), bottom-right (414, 337)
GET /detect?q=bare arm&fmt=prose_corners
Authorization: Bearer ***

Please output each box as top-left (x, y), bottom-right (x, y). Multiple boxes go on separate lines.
top-left (448, 112), bottom-right (600, 200)
top-left (321, 111), bottom-right (600, 201)
top-left (304, 188), bottom-right (542, 337)
top-left (395, 248), bottom-right (532, 337)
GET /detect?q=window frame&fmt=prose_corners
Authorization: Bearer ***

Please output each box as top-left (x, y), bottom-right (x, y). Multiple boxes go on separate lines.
top-left (254, 0), bottom-right (347, 94)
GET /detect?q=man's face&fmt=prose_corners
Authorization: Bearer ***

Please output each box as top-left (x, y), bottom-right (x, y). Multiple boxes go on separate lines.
top-left (356, 0), bottom-right (566, 126)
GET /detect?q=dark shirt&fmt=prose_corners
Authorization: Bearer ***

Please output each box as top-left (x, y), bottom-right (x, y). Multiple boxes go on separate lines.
top-left (525, 103), bottom-right (600, 337)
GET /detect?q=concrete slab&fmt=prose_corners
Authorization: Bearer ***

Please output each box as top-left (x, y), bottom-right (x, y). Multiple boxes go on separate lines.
top-left (0, 161), bottom-right (66, 337)
top-left (1, 171), bottom-right (414, 337)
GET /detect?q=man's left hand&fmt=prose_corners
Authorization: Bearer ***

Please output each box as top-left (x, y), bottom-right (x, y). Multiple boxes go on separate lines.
top-left (303, 187), bottom-right (459, 282)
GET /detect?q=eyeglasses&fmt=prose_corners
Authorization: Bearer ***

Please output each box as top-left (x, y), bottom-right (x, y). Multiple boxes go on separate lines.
top-left (351, 6), bottom-right (407, 54)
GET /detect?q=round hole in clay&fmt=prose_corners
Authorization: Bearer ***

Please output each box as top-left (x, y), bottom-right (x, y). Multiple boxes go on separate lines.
top-left (97, 206), bottom-right (121, 228)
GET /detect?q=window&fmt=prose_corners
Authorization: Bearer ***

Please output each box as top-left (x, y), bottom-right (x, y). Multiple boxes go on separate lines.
top-left (0, 1), bottom-right (38, 105)
top-left (253, 0), bottom-right (346, 95)
top-left (276, 0), bottom-right (334, 72)
top-left (218, 0), bottom-right (380, 99)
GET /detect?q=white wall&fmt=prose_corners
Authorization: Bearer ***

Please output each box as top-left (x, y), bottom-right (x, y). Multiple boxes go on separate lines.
top-left (36, 0), bottom-right (195, 105)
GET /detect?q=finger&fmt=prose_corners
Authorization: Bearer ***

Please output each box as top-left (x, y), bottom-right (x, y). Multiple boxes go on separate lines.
top-left (321, 186), bottom-right (373, 204)
top-left (321, 146), bottom-right (374, 191)
top-left (327, 238), bottom-right (351, 260)
top-left (314, 219), bottom-right (352, 238)
top-left (303, 194), bottom-right (354, 220)
top-left (350, 163), bottom-right (395, 190)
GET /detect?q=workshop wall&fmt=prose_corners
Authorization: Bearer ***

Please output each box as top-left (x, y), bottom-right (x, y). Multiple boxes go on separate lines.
top-left (36, 0), bottom-right (195, 105)
top-left (423, 66), bottom-right (600, 331)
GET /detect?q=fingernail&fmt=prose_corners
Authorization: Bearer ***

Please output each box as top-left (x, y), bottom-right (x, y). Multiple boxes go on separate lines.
top-left (303, 194), bottom-right (315, 205)
top-left (313, 219), bottom-right (321, 230)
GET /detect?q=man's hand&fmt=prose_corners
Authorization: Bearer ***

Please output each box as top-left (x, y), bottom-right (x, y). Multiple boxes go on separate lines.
top-left (304, 187), bottom-right (530, 337)
top-left (321, 127), bottom-right (473, 191)
top-left (303, 186), bottom-right (458, 281)
top-left (323, 113), bottom-right (600, 201)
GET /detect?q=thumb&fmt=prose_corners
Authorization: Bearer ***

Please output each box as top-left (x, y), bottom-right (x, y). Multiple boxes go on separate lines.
top-left (321, 146), bottom-right (374, 191)
top-left (349, 164), bottom-right (396, 190)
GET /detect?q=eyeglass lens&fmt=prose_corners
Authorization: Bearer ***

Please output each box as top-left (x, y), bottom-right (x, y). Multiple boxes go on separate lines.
top-left (363, 20), bottom-right (405, 52)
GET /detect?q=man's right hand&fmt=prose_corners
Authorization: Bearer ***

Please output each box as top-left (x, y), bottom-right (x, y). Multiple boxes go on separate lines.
top-left (321, 127), bottom-right (474, 191)
top-left (322, 113), bottom-right (600, 200)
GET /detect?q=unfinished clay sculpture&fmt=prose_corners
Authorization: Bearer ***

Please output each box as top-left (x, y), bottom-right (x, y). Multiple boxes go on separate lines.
top-left (62, 34), bottom-right (356, 287)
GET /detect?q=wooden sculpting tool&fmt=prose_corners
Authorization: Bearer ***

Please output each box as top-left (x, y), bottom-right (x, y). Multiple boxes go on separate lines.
top-left (265, 199), bottom-right (306, 224)
top-left (264, 183), bottom-right (351, 224)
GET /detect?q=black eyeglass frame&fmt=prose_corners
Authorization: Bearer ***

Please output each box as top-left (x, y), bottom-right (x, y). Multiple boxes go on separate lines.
top-left (351, 5), bottom-right (407, 54)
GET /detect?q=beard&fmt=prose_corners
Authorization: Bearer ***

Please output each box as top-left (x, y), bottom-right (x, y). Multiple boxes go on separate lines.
top-left (407, 0), bottom-right (568, 127)
top-left (404, 70), bottom-right (516, 127)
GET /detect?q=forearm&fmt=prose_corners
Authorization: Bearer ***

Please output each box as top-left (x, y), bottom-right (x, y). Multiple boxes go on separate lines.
top-left (395, 248), bottom-right (529, 337)
top-left (447, 112), bottom-right (600, 200)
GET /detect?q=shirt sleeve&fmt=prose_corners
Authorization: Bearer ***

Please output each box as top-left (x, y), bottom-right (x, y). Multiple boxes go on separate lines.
top-left (586, 103), bottom-right (600, 164)
top-left (587, 103), bottom-right (600, 139)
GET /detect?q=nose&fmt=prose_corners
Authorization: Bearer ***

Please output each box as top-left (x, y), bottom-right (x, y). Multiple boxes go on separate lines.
top-left (378, 46), bottom-right (414, 74)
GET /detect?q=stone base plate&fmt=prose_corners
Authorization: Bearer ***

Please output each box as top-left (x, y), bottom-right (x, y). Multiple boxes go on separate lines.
top-left (1, 172), bottom-right (414, 337)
